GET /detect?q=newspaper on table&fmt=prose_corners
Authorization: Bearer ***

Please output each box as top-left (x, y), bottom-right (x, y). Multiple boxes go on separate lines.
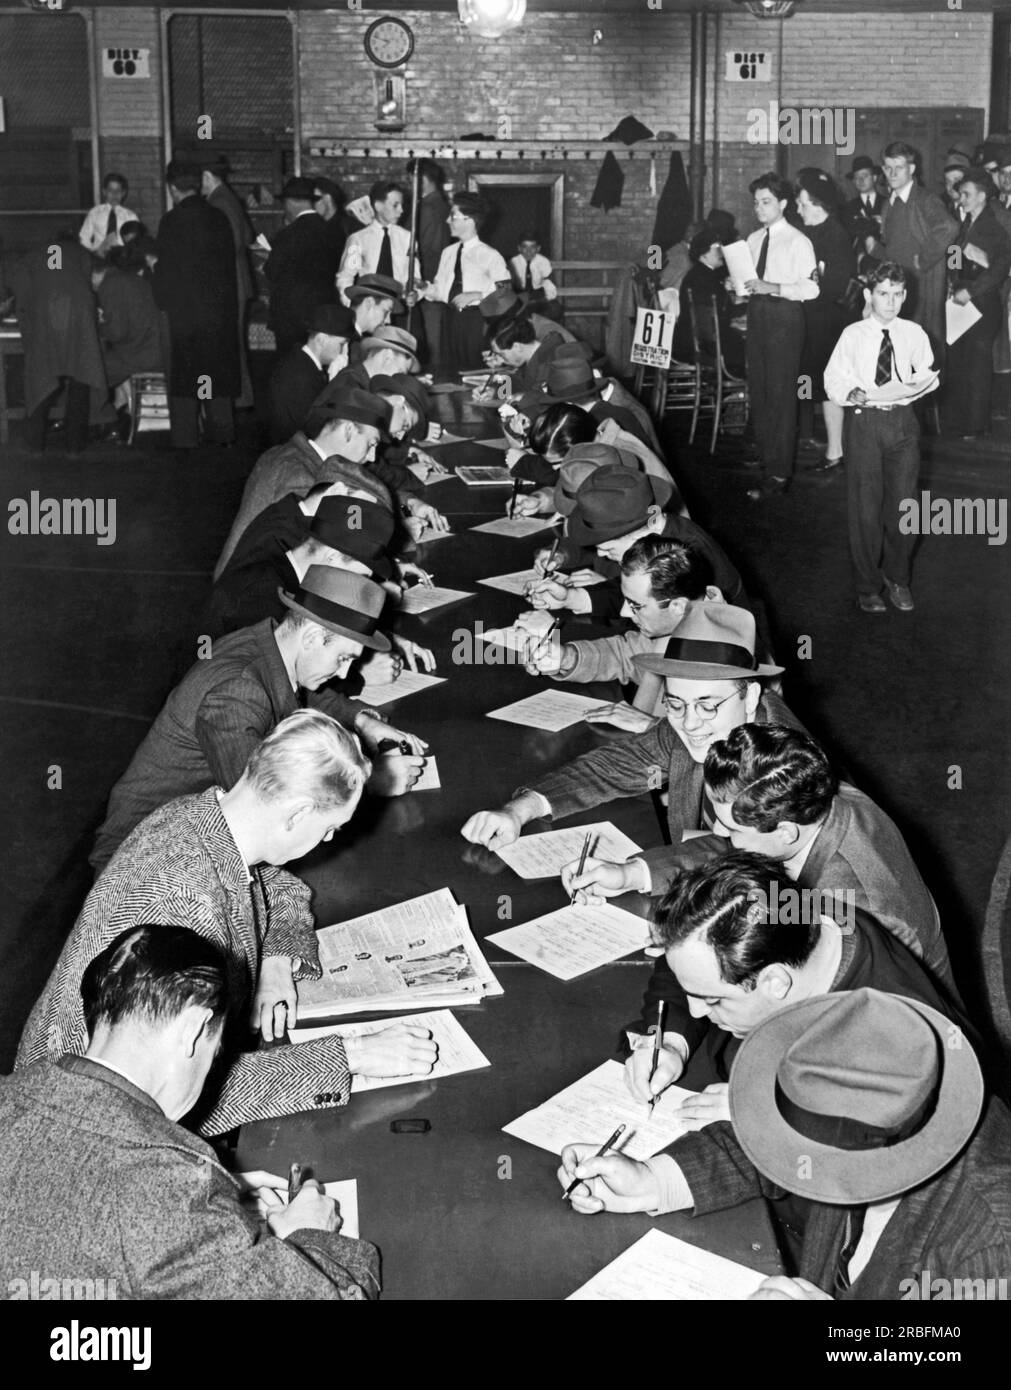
top-left (290, 1009), bottom-right (491, 1091)
top-left (296, 888), bottom-right (503, 1020)
top-left (567, 1230), bottom-right (766, 1301)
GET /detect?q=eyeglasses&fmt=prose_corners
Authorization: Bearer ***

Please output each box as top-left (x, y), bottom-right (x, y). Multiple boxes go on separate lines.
top-left (662, 691), bottom-right (741, 722)
top-left (623, 596), bottom-right (671, 616)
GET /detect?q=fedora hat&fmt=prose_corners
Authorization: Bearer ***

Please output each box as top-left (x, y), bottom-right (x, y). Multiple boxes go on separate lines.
top-left (307, 303), bottom-right (356, 339)
top-left (359, 324), bottom-right (419, 372)
top-left (278, 565), bottom-right (390, 652)
top-left (346, 273), bottom-right (405, 312)
top-left (479, 286), bottom-right (522, 320)
top-left (369, 372), bottom-right (430, 425)
top-left (309, 386), bottom-right (392, 433)
top-left (546, 354), bottom-right (601, 403)
top-left (566, 460), bottom-right (674, 545)
top-left (846, 155), bottom-right (881, 179)
top-left (310, 496), bottom-right (395, 582)
top-left (276, 176), bottom-right (317, 202)
top-left (729, 989), bottom-right (984, 1205)
top-left (633, 600), bottom-right (783, 680)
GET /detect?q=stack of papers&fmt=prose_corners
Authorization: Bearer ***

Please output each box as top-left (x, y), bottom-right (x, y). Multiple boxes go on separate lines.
top-left (357, 670), bottom-right (446, 706)
top-left (495, 822), bottom-right (643, 878)
top-left (398, 585), bottom-right (473, 615)
top-left (503, 1059), bottom-right (696, 1160)
top-left (567, 1230), bottom-right (766, 1301)
top-left (486, 689), bottom-right (609, 731)
top-left (488, 903), bottom-right (649, 979)
top-left (456, 465), bottom-right (513, 486)
top-left (296, 888), bottom-right (504, 1020)
top-left (290, 1010), bottom-right (491, 1091)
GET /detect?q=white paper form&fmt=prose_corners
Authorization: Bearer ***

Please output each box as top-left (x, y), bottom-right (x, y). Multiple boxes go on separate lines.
top-left (290, 1010), bottom-right (491, 1091)
top-left (722, 239), bottom-right (759, 297)
top-left (478, 567), bottom-right (604, 597)
top-left (473, 624), bottom-right (543, 657)
top-left (235, 1172), bottom-right (360, 1239)
top-left (398, 585), bottom-right (474, 615)
top-left (455, 465), bottom-right (513, 485)
top-left (470, 516), bottom-right (560, 538)
top-left (473, 437), bottom-right (511, 450)
top-left (864, 369), bottom-right (940, 406)
top-left (503, 1060), bottom-right (697, 1160)
top-left (494, 822), bottom-right (643, 879)
top-left (945, 297), bottom-right (982, 345)
top-left (412, 756), bottom-right (441, 790)
top-left (488, 903), bottom-right (650, 979)
top-left (486, 689), bottom-right (607, 731)
top-left (297, 888), bottom-right (502, 1019)
top-left (567, 1229), bottom-right (766, 1301)
top-left (357, 671), bottom-right (446, 706)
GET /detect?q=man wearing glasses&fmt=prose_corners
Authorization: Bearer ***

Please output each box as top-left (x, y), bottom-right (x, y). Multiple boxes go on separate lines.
top-left (461, 601), bottom-right (802, 852)
top-left (419, 192), bottom-right (510, 369)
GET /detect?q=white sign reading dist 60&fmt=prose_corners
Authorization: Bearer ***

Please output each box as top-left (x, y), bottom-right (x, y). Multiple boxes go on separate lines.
top-left (631, 308), bottom-right (674, 369)
top-left (102, 47), bottom-right (151, 79)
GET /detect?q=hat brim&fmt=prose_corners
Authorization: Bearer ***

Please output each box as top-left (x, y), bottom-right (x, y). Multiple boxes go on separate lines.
top-left (359, 338), bottom-right (419, 371)
top-left (566, 477), bottom-right (673, 547)
top-left (276, 587), bottom-right (390, 652)
top-left (632, 653), bottom-right (783, 680)
top-left (346, 285), bottom-right (405, 313)
top-left (728, 992), bottom-right (984, 1205)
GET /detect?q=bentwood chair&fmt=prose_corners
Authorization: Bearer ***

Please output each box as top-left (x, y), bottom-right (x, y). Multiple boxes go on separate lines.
top-left (687, 290), bottom-right (748, 454)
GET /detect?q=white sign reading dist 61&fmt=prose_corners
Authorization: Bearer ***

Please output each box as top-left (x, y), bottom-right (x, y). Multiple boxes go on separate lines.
top-left (631, 307), bottom-right (674, 369)
top-left (102, 47), bottom-right (151, 79)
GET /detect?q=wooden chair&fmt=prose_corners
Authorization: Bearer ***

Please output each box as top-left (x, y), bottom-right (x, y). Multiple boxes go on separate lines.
top-left (127, 373), bottom-right (171, 445)
top-left (687, 290), bottom-right (748, 454)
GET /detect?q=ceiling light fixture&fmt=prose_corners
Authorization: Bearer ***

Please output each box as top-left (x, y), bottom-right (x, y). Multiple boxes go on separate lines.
top-left (458, 0), bottom-right (527, 40)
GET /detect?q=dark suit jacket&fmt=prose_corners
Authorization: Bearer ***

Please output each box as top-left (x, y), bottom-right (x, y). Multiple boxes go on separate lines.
top-left (267, 345), bottom-right (328, 443)
top-left (418, 189), bottom-right (452, 281)
top-left (96, 266), bottom-right (162, 384)
top-left (207, 182), bottom-right (255, 304)
top-left (0, 1056), bottom-right (379, 1299)
top-left (23, 788), bottom-right (353, 1136)
top-left (870, 185), bottom-right (958, 347)
top-left (951, 204), bottom-right (1011, 311)
top-left (841, 190), bottom-right (886, 243)
top-left (641, 783), bottom-right (953, 992)
top-left (264, 212), bottom-right (341, 350)
top-left (153, 195), bottom-right (239, 396)
top-left (90, 620), bottom-right (362, 872)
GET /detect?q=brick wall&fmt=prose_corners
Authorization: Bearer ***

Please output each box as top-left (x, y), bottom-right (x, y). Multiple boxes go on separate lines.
top-left (93, 8), bottom-right (163, 231)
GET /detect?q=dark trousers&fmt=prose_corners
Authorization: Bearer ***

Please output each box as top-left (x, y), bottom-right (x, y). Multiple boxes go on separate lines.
top-left (746, 298), bottom-right (805, 477)
top-left (25, 379), bottom-right (90, 453)
top-left (944, 297), bottom-right (1000, 434)
top-left (445, 305), bottom-right (486, 371)
top-left (844, 404), bottom-right (920, 595)
top-left (168, 396), bottom-right (235, 448)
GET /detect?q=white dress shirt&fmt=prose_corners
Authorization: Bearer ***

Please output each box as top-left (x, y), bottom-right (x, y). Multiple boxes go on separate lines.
top-left (79, 202), bottom-right (139, 252)
top-left (432, 236), bottom-right (509, 305)
top-left (746, 218), bottom-right (819, 302)
top-left (510, 251), bottom-right (557, 299)
top-left (337, 222), bottom-right (418, 299)
top-left (824, 314), bottom-right (937, 406)
top-left (889, 181), bottom-right (914, 206)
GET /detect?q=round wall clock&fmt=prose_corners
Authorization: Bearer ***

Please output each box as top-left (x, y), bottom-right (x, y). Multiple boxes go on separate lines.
top-left (364, 16), bottom-right (415, 69)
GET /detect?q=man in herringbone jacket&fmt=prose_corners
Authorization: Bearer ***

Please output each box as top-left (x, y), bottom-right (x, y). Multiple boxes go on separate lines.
top-left (17, 712), bottom-right (438, 1136)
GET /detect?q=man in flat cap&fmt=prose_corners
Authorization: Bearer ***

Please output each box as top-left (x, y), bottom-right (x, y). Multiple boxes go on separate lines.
top-left (267, 302), bottom-right (356, 444)
top-left (265, 178), bottom-right (344, 356)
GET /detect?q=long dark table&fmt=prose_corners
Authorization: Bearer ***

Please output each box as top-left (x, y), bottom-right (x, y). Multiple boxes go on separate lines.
top-left (235, 394), bottom-right (784, 1299)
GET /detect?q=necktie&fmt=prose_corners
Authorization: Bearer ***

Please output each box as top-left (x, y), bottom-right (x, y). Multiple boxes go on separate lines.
top-left (106, 207), bottom-right (117, 238)
top-left (875, 328), bottom-right (894, 387)
top-left (755, 229), bottom-right (770, 280)
top-left (450, 243), bottom-right (464, 300)
top-left (524, 260), bottom-right (534, 291)
top-left (833, 1207), bottom-right (867, 1295)
top-left (376, 226), bottom-right (394, 279)
top-left (699, 787), bottom-right (717, 832)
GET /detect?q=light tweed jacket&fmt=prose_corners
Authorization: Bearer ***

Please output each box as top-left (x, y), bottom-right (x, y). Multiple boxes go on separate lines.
top-left (0, 1056), bottom-right (379, 1300)
top-left (17, 788), bottom-right (350, 1137)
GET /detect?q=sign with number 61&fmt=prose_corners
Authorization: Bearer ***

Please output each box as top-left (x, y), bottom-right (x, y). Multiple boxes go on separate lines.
top-left (631, 308), bottom-right (674, 369)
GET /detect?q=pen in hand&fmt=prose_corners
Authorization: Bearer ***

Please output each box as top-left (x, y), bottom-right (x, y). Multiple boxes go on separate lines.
top-left (569, 830), bottom-right (596, 904)
top-left (562, 1123), bottom-right (627, 1203)
top-left (647, 999), bottom-right (667, 1114)
top-left (509, 476), bottom-right (520, 519)
top-left (287, 1162), bottom-right (304, 1203)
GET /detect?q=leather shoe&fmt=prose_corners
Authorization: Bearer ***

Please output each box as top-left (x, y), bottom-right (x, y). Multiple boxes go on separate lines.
top-left (884, 579), bottom-right (914, 611)
top-left (747, 475), bottom-right (791, 500)
top-left (858, 593), bottom-right (887, 613)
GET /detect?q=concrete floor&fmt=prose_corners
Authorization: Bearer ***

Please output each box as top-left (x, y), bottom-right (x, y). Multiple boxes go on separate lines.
top-left (0, 399), bottom-right (1008, 1070)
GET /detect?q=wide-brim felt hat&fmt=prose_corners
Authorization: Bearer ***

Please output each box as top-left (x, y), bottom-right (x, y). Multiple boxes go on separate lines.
top-left (545, 357), bottom-right (601, 402)
top-left (729, 989), bottom-right (984, 1205)
top-left (277, 176), bottom-right (318, 201)
top-left (278, 564), bottom-right (390, 651)
top-left (846, 156), bottom-right (881, 178)
top-left (369, 372), bottom-right (430, 425)
top-left (566, 459), bottom-right (673, 545)
top-left (346, 274), bottom-right (405, 312)
top-left (359, 324), bottom-right (419, 371)
top-left (633, 600), bottom-right (783, 679)
top-left (312, 387), bottom-right (393, 433)
top-left (479, 286), bottom-right (521, 319)
top-left (308, 302), bottom-right (356, 339)
top-left (310, 496), bottom-right (395, 582)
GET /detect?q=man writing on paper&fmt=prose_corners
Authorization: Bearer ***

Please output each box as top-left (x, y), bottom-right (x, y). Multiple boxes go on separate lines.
top-left (19, 711), bottom-right (439, 1136)
top-left (1, 926), bottom-right (381, 1300)
top-left (461, 603), bottom-right (799, 855)
top-left (560, 988), bottom-right (1011, 1302)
